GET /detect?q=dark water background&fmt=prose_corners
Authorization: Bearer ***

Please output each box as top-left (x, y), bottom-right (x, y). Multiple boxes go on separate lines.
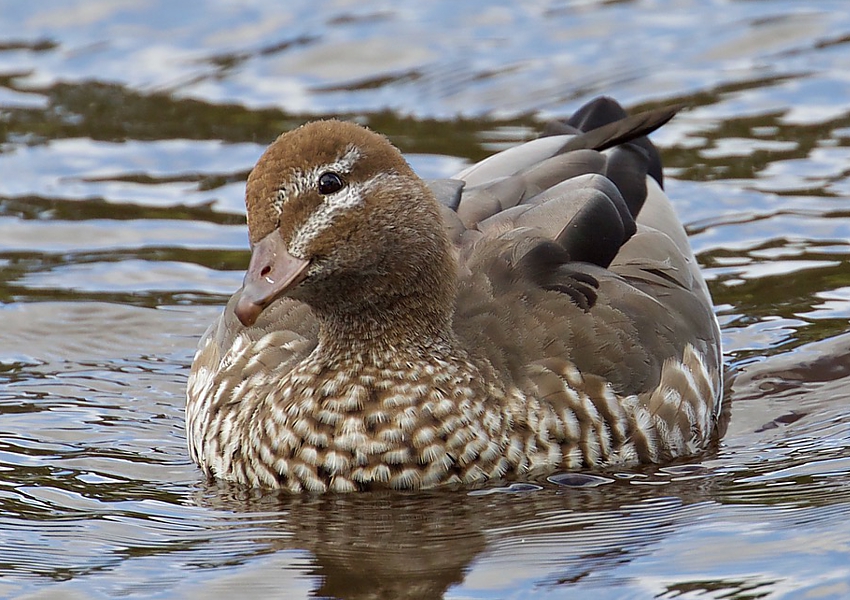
top-left (2, 1), bottom-right (850, 598)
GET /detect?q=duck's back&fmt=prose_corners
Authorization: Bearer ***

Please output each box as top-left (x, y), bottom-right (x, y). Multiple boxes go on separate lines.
top-left (438, 97), bottom-right (722, 461)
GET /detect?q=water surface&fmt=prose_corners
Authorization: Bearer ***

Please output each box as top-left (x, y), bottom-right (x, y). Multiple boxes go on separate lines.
top-left (2, 1), bottom-right (850, 598)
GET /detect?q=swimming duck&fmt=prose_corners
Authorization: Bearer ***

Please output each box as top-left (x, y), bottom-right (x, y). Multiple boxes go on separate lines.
top-left (186, 97), bottom-right (723, 492)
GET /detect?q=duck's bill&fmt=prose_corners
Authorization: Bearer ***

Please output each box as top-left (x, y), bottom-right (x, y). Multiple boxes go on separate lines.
top-left (234, 231), bottom-right (310, 326)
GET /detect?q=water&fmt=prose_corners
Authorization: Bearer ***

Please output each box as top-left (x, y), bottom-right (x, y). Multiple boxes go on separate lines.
top-left (2, 1), bottom-right (850, 598)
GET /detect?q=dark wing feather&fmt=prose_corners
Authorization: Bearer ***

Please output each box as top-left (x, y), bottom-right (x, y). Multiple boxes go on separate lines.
top-left (552, 96), bottom-right (669, 187)
top-left (567, 95), bottom-right (628, 130)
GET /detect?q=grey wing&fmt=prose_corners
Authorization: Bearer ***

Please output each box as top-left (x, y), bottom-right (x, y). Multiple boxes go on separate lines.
top-left (437, 97), bottom-right (720, 397)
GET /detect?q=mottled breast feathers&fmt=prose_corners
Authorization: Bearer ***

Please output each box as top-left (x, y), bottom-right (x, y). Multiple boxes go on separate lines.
top-left (186, 96), bottom-right (723, 493)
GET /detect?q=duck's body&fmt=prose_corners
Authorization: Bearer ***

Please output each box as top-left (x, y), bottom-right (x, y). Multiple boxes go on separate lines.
top-left (187, 97), bottom-right (723, 492)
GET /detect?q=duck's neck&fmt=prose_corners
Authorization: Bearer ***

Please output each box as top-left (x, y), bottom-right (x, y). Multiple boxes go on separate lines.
top-left (312, 290), bottom-right (458, 367)
top-left (311, 234), bottom-right (460, 366)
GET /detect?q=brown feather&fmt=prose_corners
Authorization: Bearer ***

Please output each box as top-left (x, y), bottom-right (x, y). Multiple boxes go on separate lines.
top-left (186, 98), bottom-right (723, 492)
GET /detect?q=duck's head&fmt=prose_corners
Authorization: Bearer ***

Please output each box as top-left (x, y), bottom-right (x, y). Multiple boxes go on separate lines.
top-left (235, 120), bottom-right (454, 328)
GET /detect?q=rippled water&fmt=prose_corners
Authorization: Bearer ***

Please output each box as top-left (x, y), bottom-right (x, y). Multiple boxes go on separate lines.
top-left (2, 1), bottom-right (850, 598)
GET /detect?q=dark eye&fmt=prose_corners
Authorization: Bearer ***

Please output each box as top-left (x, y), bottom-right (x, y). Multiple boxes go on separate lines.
top-left (317, 171), bottom-right (345, 195)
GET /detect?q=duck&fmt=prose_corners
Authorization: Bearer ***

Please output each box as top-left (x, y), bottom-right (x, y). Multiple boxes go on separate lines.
top-left (186, 96), bottom-right (723, 493)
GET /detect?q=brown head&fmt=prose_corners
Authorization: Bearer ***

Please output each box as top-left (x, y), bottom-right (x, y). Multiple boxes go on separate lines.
top-left (236, 120), bottom-right (457, 343)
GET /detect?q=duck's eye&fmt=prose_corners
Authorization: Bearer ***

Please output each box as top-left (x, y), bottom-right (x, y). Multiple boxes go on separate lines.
top-left (317, 171), bottom-right (345, 195)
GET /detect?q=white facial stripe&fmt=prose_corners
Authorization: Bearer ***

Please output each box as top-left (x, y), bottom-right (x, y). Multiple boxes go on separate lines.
top-left (325, 145), bottom-right (361, 176)
top-left (289, 172), bottom-right (397, 257)
top-left (272, 145), bottom-right (362, 217)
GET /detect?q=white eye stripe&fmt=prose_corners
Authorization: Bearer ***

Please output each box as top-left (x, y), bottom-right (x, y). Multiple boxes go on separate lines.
top-left (324, 145), bottom-right (361, 175)
top-left (289, 172), bottom-right (399, 257)
top-left (272, 145), bottom-right (361, 216)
